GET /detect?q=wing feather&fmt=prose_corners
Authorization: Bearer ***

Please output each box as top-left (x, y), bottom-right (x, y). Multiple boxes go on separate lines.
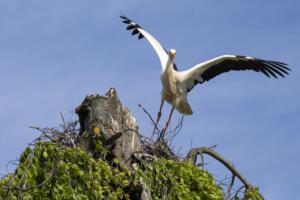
top-left (120, 15), bottom-right (169, 70)
top-left (180, 55), bottom-right (290, 92)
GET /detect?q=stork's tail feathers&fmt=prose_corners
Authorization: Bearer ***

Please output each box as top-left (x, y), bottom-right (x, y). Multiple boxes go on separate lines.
top-left (176, 101), bottom-right (193, 115)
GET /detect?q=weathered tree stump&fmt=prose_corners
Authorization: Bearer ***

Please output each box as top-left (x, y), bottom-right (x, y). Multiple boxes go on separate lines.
top-left (73, 88), bottom-right (259, 200)
top-left (75, 88), bottom-right (142, 168)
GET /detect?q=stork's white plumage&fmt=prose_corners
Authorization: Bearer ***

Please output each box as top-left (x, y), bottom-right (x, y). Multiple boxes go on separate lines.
top-left (120, 16), bottom-right (291, 133)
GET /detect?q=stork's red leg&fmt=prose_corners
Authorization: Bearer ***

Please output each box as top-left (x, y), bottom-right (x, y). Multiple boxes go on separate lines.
top-left (161, 106), bottom-right (175, 137)
top-left (152, 100), bottom-right (164, 136)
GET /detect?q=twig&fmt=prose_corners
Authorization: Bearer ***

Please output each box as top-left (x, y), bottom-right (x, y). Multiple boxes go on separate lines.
top-left (168, 116), bottom-right (184, 145)
top-left (3, 168), bottom-right (56, 192)
top-left (232, 185), bottom-right (246, 200)
top-left (29, 120), bottom-right (78, 148)
top-left (29, 126), bottom-right (57, 142)
top-left (199, 153), bottom-right (205, 170)
top-left (138, 104), bottom-right (160, 136)
top-left (208, 144), bottom-right (217, 149)
top-left (226, 175), bottom-right (235, 200)
top-left (4, 145), bottom-right (36, 200)
top-left (5, 160), bottom-right (19, 169)
top-left (186, 147), bottom-right (253, 189)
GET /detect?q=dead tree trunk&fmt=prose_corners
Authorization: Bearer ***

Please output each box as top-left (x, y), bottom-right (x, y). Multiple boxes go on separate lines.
top-left (74, 87), bottom-right (261, 199)
top-left (75, 88), bottom-right (142, 168)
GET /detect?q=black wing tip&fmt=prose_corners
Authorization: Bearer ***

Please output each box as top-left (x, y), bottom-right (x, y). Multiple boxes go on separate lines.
top-left (265, 64), bottom-right (286, 78)
top-left (272, 60), bottom-right (288, 66)
top-left (126, 25), bottom-right (135, 30)
top-left (120, 15), bottom-right (128, 19)
top-left (120, 15), bottom-right (132, 25)
top-left (268, 60), bottom-right (291, 70)
top-left (257, 59), bottom-right (291, 79)
top-left (259, 68), bottom-right (271, 78)
top-left (261, 59), bottom-right (290, 68)
top-left (122, 20), bottom-right (130, 24)
top-left (132, 29), bottom-right (139, 35)
top-left (269, 61), bottom-right (291, 72)
top-left (120, 15), bottom-right (144, 40)
top-left (138, 33), bottom-right (144, 39)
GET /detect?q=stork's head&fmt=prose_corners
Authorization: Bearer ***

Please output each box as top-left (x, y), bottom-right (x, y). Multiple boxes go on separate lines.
top-left (169, 49), bottom-right (176, 63)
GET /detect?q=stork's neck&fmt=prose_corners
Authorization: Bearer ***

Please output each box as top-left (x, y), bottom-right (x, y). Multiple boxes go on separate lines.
top-left (163, 58), bottom-right (174, 73)
top-left (165, 53), bottom-right (175, 71)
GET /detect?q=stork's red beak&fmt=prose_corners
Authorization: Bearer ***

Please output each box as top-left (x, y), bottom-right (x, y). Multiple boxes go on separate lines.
top-left (169, 49), bottom-right (176, 63)
top-left (170, 53), bottom-right (175, 63)
top-left (170, 52), bottom-right (176, 63)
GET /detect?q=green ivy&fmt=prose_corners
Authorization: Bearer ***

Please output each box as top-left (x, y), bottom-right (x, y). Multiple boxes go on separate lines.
top-left (0, 141), bottom-right (261, 199)
top-left (134, 159), bottom-right (224, 200)
top-left (243, 187), bottom-right (264, 200)
top-left (0, 142), bottom-right (131, 200)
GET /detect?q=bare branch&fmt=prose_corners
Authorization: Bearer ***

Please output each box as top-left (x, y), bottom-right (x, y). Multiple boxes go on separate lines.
top-left (232, 185), bottom-right (246, 200)
top-left (226, 175), bottom-right (235, 200)
top-left (167, 116), bottom-right (184, 145)
top-left (138, 104), bottom-right (161, 136)
top-left (186, 147), bottom-right (253, 189)
top-left (3, 168), bottom-right (56, 193)
top-left (29, 119), bottom-right (78, 148)
top-left (60, 112), bottom-right (67, 131)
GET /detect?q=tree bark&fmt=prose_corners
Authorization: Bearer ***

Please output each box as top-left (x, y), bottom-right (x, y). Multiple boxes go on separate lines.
top-left (75, 88), bottom-right (142, 168)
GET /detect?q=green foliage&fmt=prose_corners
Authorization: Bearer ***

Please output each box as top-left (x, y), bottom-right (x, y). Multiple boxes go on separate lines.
top-left (0, 141), bottom-right (260, 199)
top-left (1, 142), bottom-right (131, 200)
top-left (243, 187), bottom-right (264, 200)
top-left (133, 159), bottom-right (224, 200)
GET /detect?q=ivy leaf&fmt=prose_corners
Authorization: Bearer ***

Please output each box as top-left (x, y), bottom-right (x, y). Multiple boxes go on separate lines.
top-left (113, 158), bottom-right (120, 164)
top-left (43, 151), bottom-right (48, 159)
top-left (122, 180), bottom-right (130, 187)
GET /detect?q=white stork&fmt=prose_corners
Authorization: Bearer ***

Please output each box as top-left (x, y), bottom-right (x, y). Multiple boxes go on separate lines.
top-left (120, 15), bottom-right (291, 134)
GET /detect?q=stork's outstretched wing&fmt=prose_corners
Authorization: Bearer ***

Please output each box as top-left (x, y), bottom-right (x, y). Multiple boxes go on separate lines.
top-left (120, 15), bottom-right (178, 70)
top-left (180, 55), bottom-right (291, 92)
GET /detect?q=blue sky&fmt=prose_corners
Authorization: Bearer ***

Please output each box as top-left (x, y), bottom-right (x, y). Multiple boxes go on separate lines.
top-left (0, 0), bottom-right (299, 199)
